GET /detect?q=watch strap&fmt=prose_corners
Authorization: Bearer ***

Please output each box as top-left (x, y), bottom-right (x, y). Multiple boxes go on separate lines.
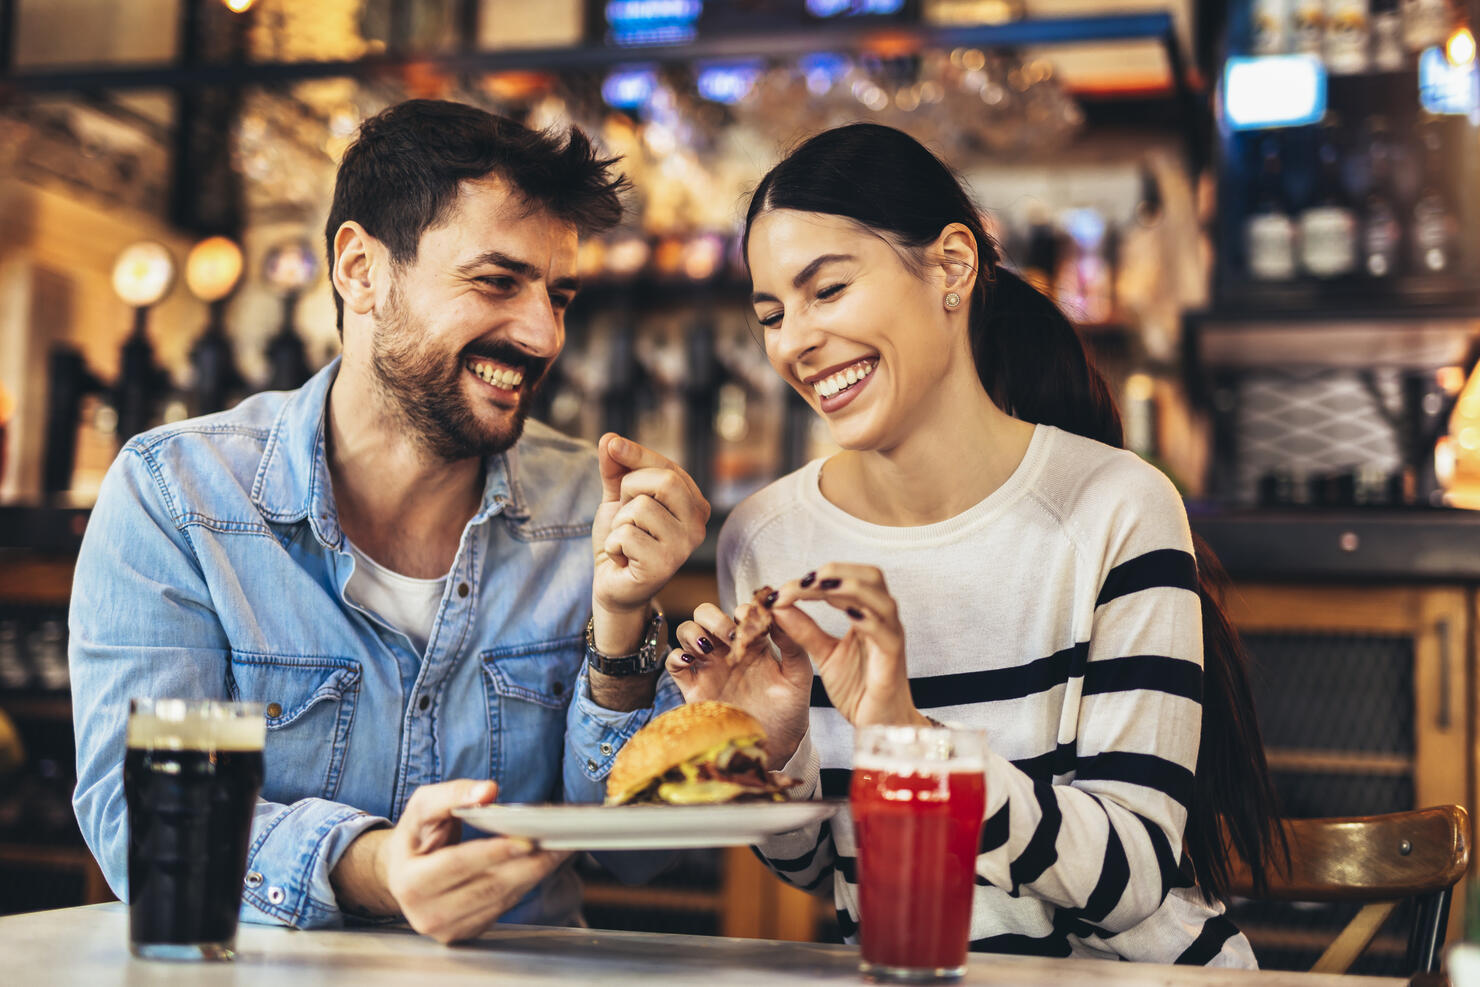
top-left (585, 608), bottom-right (665, 677)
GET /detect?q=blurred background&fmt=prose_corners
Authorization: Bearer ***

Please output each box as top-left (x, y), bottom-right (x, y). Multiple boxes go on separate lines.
top-left (4, 0), bottom-right (1480, 974)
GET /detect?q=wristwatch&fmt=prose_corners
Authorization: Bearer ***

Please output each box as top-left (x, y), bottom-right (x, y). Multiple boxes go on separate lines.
top-left (585, 607), bottom-right (666, 677)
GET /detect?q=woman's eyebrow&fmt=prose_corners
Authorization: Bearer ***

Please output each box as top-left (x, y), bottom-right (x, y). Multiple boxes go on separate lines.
top-left (750, 253), bottom-right (856, 304)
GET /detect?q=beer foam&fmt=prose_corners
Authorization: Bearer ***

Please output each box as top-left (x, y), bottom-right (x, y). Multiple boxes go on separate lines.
top-left (852, 753), bottom-right (985, 775)
top-left (127, 708), bottom-right (265, 752)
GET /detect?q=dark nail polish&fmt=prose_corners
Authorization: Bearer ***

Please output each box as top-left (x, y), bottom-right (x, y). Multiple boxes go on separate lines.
top-left (680, 652), bottom-right (695, 664)
top-left (696, 636), bottom-right (714, 654)
top-left (846, 607), bottom-right (864, 620)
top-left (819, 578), bottom-right (842, 590)
top-left (727, 630), bottom-right (737, 641)
top-left (763, 590), bottom-right (778, 608)
top-left (800, 571), bottom-right (817, 588)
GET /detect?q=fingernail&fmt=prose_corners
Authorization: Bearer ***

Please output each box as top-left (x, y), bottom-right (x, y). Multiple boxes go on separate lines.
top-left (475, 781), bottom-right (497, 801)
top-left (800, 571), bottom-right (816, 588)
top-left (696, 636), bottom-right (714, 654)
top-left (819, 578), bottom-right (842, 590)
top-left (510, 838), bottom-right (536, 857)
top-left (680, 652), bottom-right (695, 664)
top-left (846, 607), bottom-right (864, 620)
top-left (763, 590), bottom-right (778, 608)
top-left (727, 630), bottom-right (737, 642)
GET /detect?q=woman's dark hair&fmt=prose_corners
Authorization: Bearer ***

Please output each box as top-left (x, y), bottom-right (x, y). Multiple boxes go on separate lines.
top-left (325, 99), bottom-right (629, 334)
top-left (743, 122), bottom-right (1285, 903)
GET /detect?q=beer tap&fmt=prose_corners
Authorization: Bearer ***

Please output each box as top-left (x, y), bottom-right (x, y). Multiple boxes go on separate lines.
top-left (184, 237), bottom-right (245, 417)
top-left (261, 240), bottom-right (320, 392)
top-left (108, 241), bottom-right (176, 445)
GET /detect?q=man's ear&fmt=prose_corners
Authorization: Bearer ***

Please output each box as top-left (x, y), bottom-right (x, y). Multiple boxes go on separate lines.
top-left (934, 223), bottom-right (979, 297)
top-left (332, 222), bottom-right (380, 320)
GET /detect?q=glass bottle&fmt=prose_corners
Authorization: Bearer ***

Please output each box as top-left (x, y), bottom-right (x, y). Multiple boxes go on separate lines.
top-left (1411, 118), bottom-right (1459, 274)
top-left (1324, 0), bottom-right (1372, 74)
top-left (1246, 135), bottom-right (1298, 281)
top-left (1360, 117), bottom-right (1403, 278)
top-left (1298, 123), bottom-right (1359, 277)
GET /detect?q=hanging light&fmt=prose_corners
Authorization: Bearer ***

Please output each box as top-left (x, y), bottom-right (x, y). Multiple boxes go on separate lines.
top-left (1447, 25), bottom-right (1476, 67)
top-left (111, 242), bottom-right (176, 308)
top-left (222, 0), bottom-right (255, 12)
top-left (184, 236), bottom-right (244, 303)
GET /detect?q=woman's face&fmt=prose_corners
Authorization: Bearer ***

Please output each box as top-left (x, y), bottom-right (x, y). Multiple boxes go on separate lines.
top-left (747, 209), bottom-right (958, 452)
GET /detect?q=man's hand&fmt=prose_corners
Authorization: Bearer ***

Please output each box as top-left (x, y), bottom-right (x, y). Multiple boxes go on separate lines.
top-left (591, 432), bottom-right (709, 658)
top-left (330, 780), bottom-right (569, 944)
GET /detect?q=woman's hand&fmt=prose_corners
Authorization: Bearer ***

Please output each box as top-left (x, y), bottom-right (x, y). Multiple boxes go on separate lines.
top-left (664, 602), bottom-right (813, 766)
top-left (770, 564), bottom-right (928, 730)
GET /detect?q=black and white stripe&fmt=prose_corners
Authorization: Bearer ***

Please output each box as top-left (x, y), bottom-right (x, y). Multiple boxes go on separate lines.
top-left (718, 425), bottom-right (1253, 968)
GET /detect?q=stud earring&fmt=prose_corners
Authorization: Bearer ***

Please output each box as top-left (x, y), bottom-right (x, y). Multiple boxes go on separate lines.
top-left (944, 291), bottom-right (961, 309)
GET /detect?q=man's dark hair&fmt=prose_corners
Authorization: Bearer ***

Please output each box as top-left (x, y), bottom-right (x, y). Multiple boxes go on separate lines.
top-left (325, 99), bottom-right (629, 333)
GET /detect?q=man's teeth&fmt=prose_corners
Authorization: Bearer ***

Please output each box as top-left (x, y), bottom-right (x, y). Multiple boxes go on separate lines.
top-left (813, 361), bottom-right (875, 399)
top-left (470, 361), bottom-right (524, 389)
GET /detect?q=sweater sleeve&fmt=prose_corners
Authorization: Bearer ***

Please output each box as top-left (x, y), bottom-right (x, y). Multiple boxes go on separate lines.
top-left (717, 507), bottom-right (837, 898)
top-left (973, 466), bottom-right (1203, 937)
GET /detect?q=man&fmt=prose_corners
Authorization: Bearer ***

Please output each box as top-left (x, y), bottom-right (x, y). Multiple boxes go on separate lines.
top-left (70, 100), bottom-right (708, 943)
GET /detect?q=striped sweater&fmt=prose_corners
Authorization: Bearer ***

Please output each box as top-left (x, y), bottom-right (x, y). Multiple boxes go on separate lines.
top-left (716, 425), bottom-right (1255, 968)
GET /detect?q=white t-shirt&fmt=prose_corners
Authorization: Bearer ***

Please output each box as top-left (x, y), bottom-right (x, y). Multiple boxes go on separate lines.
top-left (719, 424), bottom-right (1255, 968)
top-left (344, 540), bottom-right (447, 655)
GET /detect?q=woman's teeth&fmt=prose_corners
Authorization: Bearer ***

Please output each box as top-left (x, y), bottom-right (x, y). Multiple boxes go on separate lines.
top-left (469, 361), bottom-right (523, 390)
top-left (813, 360), bottom-right (875, 399)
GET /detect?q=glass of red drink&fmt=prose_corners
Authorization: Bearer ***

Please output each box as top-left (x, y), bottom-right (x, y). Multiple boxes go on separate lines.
top-left (850, 724), bottom-right (987, 983)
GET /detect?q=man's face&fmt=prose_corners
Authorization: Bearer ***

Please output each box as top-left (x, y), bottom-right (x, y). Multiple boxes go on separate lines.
top-left (368, 176), bottom-right (580, 462)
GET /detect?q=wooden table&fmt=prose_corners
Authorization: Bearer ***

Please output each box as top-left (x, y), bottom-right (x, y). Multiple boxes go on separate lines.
top-left (0, 903), bottom-right (1407, 985)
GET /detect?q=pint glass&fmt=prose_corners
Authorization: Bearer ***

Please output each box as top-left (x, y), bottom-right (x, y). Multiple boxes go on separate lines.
top-left (124, 698), bottom-right (265, 960)
top-left (851, 724), bottom-right (987, 983)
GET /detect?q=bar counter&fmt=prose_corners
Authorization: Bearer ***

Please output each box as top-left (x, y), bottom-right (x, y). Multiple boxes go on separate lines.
top-left (1, 903), bottom-right (1405, 986)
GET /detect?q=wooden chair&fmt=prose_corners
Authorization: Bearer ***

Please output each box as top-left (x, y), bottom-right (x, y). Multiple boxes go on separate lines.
top-left (1227, 805), bottom-right (1469, 975)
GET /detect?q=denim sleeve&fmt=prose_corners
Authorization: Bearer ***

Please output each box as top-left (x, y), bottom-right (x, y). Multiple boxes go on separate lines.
top-left (69, 446), bottom-right (387, 929)
top-left (562, 661), bottom-right (682, 884)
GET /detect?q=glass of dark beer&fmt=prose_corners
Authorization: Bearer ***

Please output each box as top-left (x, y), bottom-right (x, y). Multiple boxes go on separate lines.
top-left (124, 698), bottom-right (265, 961)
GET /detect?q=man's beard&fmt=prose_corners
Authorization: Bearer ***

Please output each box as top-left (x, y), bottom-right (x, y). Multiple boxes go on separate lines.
top-left (369, 279), bottom-right (550, 463)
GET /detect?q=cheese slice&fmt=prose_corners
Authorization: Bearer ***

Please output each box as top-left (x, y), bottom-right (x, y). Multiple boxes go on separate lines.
top-left (655, 778), bottom-right (747, 804)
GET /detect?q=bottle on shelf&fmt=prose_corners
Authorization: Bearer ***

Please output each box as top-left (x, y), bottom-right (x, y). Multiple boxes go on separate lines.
top-left (1245, 134), bottom-right (1299, 281)
top-left (1359, 116), bottom-right (1403, 278)
top-left (1292, 0), bottom-right (1326, 55)
top-left (1324, 0), bottom-right (1372, 74)
top-left (1297, 122), bottom-right (1359, 277)
top-left (1401, 0), bottom-right (1450, 52)
top-left (1410, 118), bottom-right (1459, 274)
top-left (1252, 0), bottom-right (1292, 54)
top-left (1371, 0), bottom-right (1405, 69)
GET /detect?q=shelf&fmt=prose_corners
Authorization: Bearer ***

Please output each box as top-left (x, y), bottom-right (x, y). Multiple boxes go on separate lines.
top-left (0, 843), bottom-right (92, 870)
top-left (582, 881), bottom-right (722, 913)
top-left (0, 694), bottom-right (72, 722)
top-left (1264, 748), bottom-right (1414, 777)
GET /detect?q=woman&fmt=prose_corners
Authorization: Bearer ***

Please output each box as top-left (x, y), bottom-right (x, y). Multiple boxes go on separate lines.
top-left (664, 123), bottom-right (1282, 967)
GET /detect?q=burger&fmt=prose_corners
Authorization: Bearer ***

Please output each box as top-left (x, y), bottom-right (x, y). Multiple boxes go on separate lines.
top-left (605, 700), bottom-right (797, 806)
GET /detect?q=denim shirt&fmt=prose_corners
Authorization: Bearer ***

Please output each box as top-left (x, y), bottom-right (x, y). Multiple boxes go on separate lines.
top-left (69, 359), bottom-right (681, 929)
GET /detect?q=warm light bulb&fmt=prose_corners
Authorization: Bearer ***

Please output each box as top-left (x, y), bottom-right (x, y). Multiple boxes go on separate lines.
top-left (111, 242), bottom-right (176, 308)
top-left (185, 236), bottom-right (244, 302)
top-left (222, 0), bottom-right (255, 12)
top-left (1447, 26), bottom-right (1476, 67)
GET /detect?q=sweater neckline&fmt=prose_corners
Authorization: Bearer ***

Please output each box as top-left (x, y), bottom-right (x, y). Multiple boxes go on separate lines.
top-left (798, 424), bottom-right (1052, 545)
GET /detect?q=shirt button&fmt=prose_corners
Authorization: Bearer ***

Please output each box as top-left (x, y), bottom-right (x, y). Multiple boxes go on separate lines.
top-left (586, 759), bottom-right (598, 772)
top-left (418, 695), bottom-right (430, 711)
top-left (267, 887), bottom-right (286, 906)
top-left (266, 702), bottom-right (283, 718)
top-left (244, 871), bottom-right (263, 889)
top-left (599, 742), bottom-right (613, 756)
top-left (458, 583), bottom-right (470, 598)
top-left (551, 681), bottom-right (564, 696)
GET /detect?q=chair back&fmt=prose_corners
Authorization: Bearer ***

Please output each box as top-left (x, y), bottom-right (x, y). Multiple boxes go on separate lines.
top-left (1227, 805), bottom-right (1469, 975)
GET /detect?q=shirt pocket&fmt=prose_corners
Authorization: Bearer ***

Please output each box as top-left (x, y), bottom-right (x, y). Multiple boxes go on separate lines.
top-left (228, 651), bottom-right (362, 803)
top-left (481, 634), bottom-right (583, 802)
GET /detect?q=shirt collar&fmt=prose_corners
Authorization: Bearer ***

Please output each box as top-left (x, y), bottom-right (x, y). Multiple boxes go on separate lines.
top-left (250, 357), bottom-right (530, 546)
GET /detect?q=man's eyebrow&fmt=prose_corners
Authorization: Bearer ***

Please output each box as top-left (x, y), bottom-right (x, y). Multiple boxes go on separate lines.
top-left (456, 250), bottom-right (541, 279)
top-left (750, 253), bottom-right (856, 304)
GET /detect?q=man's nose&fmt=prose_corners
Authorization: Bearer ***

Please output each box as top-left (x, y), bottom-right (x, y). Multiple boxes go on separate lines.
top-left (508, 286), bottom-right (563, 359)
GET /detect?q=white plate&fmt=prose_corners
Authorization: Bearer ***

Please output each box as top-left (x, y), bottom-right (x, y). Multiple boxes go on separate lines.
top-left (453, 800), bottom-right (845, 850)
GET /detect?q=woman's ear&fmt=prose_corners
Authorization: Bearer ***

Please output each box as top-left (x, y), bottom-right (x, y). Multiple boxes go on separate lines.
top-left (934, 223), bottom-right (979, 298)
